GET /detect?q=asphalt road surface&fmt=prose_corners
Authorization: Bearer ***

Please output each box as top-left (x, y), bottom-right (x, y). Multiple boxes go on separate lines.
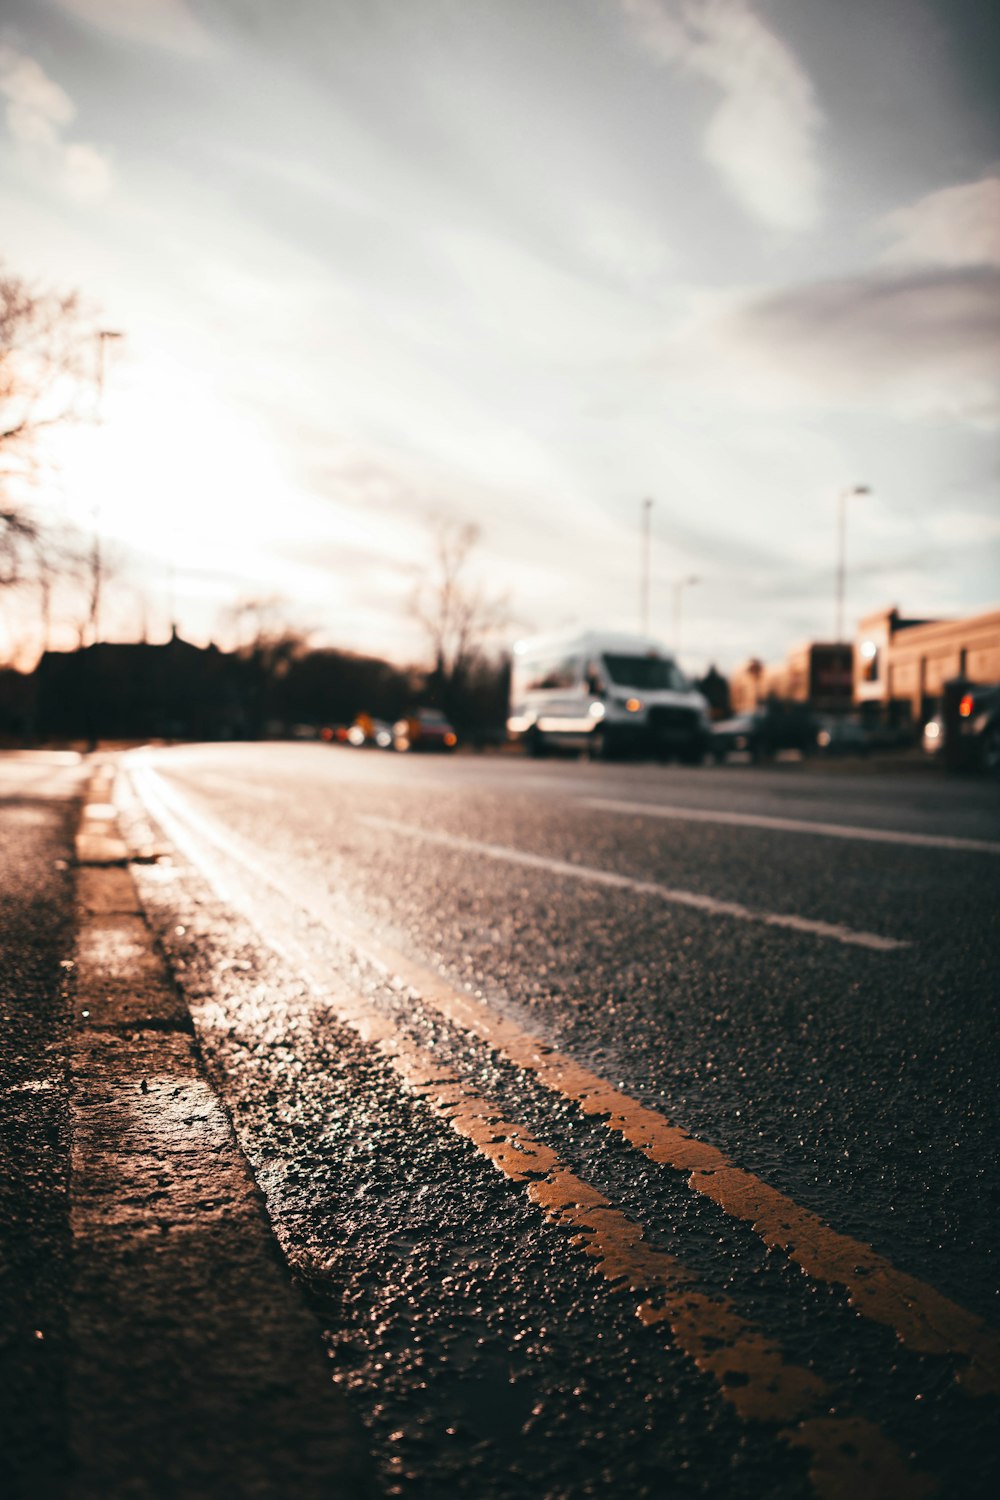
top-left (0, 752), bottom-right (82, 1494)
top-left (118, 743), bottom-right (1000, 1500)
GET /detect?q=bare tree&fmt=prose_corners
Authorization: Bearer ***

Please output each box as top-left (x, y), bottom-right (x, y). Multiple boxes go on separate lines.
top-left (1, 264), bottom-right (93, 589)
top-left (221, 594), bottom-right (314, 738)
top-left (411, 516), bottom-right (509, 701)
top-left (38, 524), bottom-right (89, 652)
top-left (225, 594), bottom-right (312, 673)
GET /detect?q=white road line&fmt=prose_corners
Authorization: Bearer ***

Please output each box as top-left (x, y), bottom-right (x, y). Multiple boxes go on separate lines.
top-left (183, 771), bottom-right (280, 801)
top-left (360, 816), bottom-right (908, 952)
top-left (582, 797), bottom-right (1000, 855)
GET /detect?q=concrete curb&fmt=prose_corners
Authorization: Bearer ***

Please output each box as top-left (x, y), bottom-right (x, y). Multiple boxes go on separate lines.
top-left (68, 761), bottom-right (373, 1499)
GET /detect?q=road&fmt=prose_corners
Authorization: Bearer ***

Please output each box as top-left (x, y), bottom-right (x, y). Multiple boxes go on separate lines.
top-left (117, 742), bottom-right (999, 1499)
top-left (0, 752), bottom-right (82, 1494)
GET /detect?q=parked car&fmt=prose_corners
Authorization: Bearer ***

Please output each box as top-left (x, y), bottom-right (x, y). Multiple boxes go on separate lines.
top-left (347, 714), bottom-right (394, 748)
top-left (393, 708), bottom-right (458, 752)
top-left (921, 715), bottom-right (944, 757)
top-left (814, 715), bottom-right (870, 756)
top-left (955, 684), bottom-right (1000, 773)
top-left (711, 702), bottom-right (820, 763)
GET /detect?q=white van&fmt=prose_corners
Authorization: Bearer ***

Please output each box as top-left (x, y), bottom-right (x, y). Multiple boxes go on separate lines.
top-left (508, 629), bottom-right (710, 761)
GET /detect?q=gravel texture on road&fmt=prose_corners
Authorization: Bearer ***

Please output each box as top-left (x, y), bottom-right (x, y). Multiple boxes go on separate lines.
top-left (118, 744), bottom-right (1000, 1500)
top-left (0, 755), bottom-right (82, 1498)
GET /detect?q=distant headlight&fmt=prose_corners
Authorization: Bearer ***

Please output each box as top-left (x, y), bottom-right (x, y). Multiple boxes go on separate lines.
top-left (589, 701), bottom-right (606, 719)
top-left (817, 729), bottom-right (831, 747)
top-left (625, 697), bottom-right (643, 713)
top-left (924, 721), bottom-right (940, 740)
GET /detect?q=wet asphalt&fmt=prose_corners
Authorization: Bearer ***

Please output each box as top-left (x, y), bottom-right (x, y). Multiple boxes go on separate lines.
top-left (0, 753), bottom-right (84, 1496)
top-left (113, 742), bottom-right (1000, 1500)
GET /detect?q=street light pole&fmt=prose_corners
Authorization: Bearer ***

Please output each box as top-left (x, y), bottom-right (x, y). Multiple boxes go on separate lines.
top-left (640, 497), bottom-right (653, 635)
top-left (89, 329), bottom-right (124, 646)
top-left (673, 574), bottom-right (699, 653)
top-left (835, 483), bottom-right (869, 643)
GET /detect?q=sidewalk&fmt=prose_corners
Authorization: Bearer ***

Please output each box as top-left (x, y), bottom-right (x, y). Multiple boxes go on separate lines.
top-left (1, 755), bottom-right (373, 1499)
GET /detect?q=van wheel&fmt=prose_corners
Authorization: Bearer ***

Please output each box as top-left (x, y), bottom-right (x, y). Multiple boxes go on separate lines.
top-left (588, 727), bottom-right (615, 761)
top-left (526, 727), bottom-right (547, 758)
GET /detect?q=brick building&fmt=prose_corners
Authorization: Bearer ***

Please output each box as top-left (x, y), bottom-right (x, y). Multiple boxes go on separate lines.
top-left (729, 642), bottom-right (854, 715)
top-left (854, 605), bottom-right (1000, 726)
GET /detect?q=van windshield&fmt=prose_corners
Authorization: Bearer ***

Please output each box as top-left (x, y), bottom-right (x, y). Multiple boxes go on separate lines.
top-left (602, 654), bottom-right (688, 691)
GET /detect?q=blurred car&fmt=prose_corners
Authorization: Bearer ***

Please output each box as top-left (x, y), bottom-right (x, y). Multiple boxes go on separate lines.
top-left (921, 714), bottom-right (944, 757)
top-left (347, 714), bottom-right (394, 749)
top-left (393, 708), bottom-right (458, 752)
top-left (711, 702), bottom-right (821, 763)
top-left (814, 715), bottom-right (870, 756)
top-left (955, 684), bottom-right (1000, 773)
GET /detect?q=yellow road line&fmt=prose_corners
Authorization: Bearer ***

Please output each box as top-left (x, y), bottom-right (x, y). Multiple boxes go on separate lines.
top-left (323, 984), bottom-right (935, 1500)
top-left (334, 926), bottom-right (1000, 1398)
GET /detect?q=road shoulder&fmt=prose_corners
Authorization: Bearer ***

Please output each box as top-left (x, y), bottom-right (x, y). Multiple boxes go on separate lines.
top-left (66, 760), bottom-right (373, 1499)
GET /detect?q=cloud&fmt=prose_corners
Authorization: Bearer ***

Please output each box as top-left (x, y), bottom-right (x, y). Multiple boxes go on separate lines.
top-left (63, 141), bottom-right (115, 199)
top-left (0, 46), bottom-right (74, 147)
top-left (51, 0), bottom-right (212, 56)
top-left (666, 266), bottom-right (1000, 425)
top-left (880, 177), bottom-right (1000, 270)
top-left (0, 45), bottom-right (113, 198)
top-left (578, 200), bottom-right (674, 286)
top-left (617, 0), bottom-right (822, 231)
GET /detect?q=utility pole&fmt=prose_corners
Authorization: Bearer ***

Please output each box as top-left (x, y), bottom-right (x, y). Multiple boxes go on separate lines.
top-left (639, 497), bottom-right (653, 635)
top-left (88, 329), bottom-right (124, 646)
top-left (167, 559), bottom-right (176, 639)
top-left (673, 574), bottom-right (699, 653)
top-left (835, 484), bottom-right (869, 643)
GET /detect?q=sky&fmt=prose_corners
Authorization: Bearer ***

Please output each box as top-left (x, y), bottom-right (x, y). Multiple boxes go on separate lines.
top-left (1, 0), bottom-right (998, 672)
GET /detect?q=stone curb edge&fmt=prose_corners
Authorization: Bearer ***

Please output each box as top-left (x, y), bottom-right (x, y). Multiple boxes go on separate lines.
top-left (67, 758), bottom-right (373, 1499)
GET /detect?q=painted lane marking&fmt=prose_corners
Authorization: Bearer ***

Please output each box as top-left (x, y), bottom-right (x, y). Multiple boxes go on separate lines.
top-left (342, 938), bottom-right (1000, 1398)
top-left (331, 997), bottom-right (934, 1500)
top-left (128, 766), bottom-right (935, 1500)
top-left (131, 766), bottom-right (999, 1397)
top-left (582, 798), bottom-right (1000, 856)
top-left (360, 815), bottom-right (908, 953)
top-left (190, 771), bottom-right (280, 802)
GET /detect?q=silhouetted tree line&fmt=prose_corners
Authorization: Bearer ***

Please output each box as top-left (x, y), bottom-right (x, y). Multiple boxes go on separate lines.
top-left (0, 631), bottom-right (513, 746)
